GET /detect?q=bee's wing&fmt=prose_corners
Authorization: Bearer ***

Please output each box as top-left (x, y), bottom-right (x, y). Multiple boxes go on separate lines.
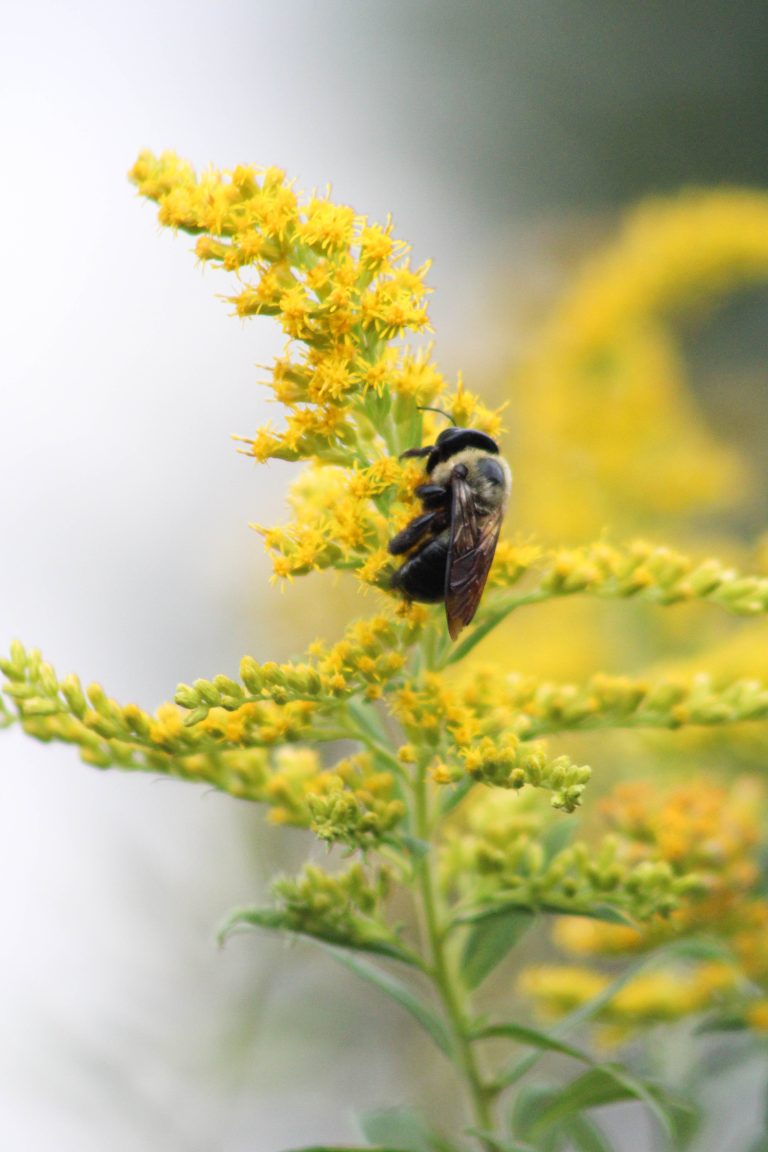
top-left (445, 472), bottom-right (503, 640)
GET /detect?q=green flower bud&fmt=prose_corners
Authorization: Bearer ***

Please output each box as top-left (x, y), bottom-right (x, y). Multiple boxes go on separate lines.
top-left (175, 683), bottom-right (200, 709)
top-left (61, 675), bottom-right (87, 719)
top-left (240, 656), bottom-right (264, 694)
top-left (193, 679), bottom-right (221, 706)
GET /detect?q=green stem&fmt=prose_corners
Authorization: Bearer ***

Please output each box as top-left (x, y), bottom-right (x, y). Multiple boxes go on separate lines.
top-left (412, 758), bottom-right (496, 1147)
top-left (340, 714), bottom-right (404, 775)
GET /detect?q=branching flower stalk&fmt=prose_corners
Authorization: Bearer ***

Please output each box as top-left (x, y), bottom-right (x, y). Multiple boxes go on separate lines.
top-left (4, 153), bottom-right (768, 1151)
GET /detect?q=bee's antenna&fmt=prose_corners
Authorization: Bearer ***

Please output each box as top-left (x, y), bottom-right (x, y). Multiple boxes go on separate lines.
top-left (417, 405), bottom-right (457, 427)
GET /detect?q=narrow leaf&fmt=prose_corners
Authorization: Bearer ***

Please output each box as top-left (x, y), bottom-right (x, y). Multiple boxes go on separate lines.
top-left (664, 1098), bottom-right (701, 1151)
top-left (347, 697), bottom-right (390, 745)
top-left (527, 1065), bottom-right (674, 1142)
top-left (696, 1013), bottom-right (748, 1033)
top-left (457, 901), bottom-right (535, 925)
top-left (457, 899), bottom-right (636, 930)
top-left (218, 906), bottom-right (417, 966)
top-left (322, 946), bottom-right (455, 1059)
top-left (460, 909), bottom-right (535, 991)
top-left (596, 1065), bottom-right (680, 1140)
top-left (526, 1067), bottom-right (635, 1137)
top-left (438, 775), bottom-right (475, 815)
top-left (539, 901), bottom-right (638, 927)
top-left (399, 834), bottom-right (431, 859)
top-left (475, 1021), bottom-right (593, 1065)
top-left (540, 819), bottom-right (576, 863)
top-left (224, 916), bottom-right (455, 1060)
top-left (662, 936), bottom-right (735, 962)
top-left (497, 954), bottom-right (657, 1090)
top-left (510, 1085), bottom-right (559, 1142)
top-left (562, 1115), bottom-right (614, 1152)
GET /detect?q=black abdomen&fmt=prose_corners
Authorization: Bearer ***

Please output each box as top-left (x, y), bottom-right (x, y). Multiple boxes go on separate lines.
top-left (390, 533), bottom-right (450, 603)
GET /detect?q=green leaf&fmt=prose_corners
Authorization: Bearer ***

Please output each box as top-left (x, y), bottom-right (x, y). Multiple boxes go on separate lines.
top-left (539, 901), bottom-right (638, 927)
top-left (457, 903), bottom-right (530, 926)
top-left (438, 775), bottom-right (475, 815)
top-left (662, 936), bottom-right (734, 963)
top-left (474, 1021), bottom-right (593, 1065)
top-left (664, 1098), bottom-right (701, 1151)
top-left (497, 953), bottom-right (659, 1090)
top-left (457, 900), bottom-right (636, 930)
top-left (696, 1012), bottom-right (748, 1033)
top-left (540, 819), bottom-right (576, 863)
top-left (460, 909), bottom-right (535, 991)
top-left (525, 1068), bottom-right (632, 1136)
top-left (221, 910), bottom-right (453, 1059)
top-left (561, 1114), bottom-right (614, 1152)
top-left (399, 834), bottom-right (431, 859)
top-left (509, 1085), bottom-right (560, 1143)
top-left (360, 1108), bottom-right (454, 1152)
top-left (218, 906), bottom-right (417, 965)
top-left (322, 947), bottom-right (455, 1060)
top-left (346, 696), bottom-right (390, 745)
top-left (526, 1065), bottom-right (674, 1142)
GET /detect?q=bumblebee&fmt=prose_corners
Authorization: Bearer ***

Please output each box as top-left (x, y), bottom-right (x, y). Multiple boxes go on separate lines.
top-left (389, 420), bottom-right (511, 640)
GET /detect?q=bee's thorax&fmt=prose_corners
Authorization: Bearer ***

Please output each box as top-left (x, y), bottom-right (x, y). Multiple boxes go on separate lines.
top-left (431, 447), bottom-right (512, 513)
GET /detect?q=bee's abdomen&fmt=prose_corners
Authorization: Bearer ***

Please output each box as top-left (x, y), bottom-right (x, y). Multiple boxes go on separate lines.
top-left (390, 533), bottom-right (450, 603)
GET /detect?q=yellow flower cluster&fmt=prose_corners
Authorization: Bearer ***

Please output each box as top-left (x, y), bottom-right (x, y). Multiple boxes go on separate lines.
top-left (519, 964), bottom-right (735, 1035)
top-left (271, 862), bottom-right (395, 949)
top-left (392, 675), bottom-right (591, 810)
top-left (511, 190), bottom-right (768, 541)
top-left (489, 539), bottom-right (768, 616)
top-left (130, 150), bottom-right (503, 593)
top-left (256, 457), bottom-right (407, 585)
top-left (174, 614), bottom-right (414, 720)
top-left (223, 862), bottom-right (401, 958)
top-left (0, 633), bottom-right (407, 848)
top-left (520, 780), bottom-right (768, 1034)
top-left (462, 668), bottom-right (768, 741)
top-left (272, 750), bottom-right (405, 848)
top-left (440, 791), bottom-right (698, 922)
top-left (552, 191), bottom-right (768, 358)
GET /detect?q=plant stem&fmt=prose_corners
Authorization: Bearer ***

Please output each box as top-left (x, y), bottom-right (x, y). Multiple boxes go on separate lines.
top-left (412, 758), bottom-right (496, 1147)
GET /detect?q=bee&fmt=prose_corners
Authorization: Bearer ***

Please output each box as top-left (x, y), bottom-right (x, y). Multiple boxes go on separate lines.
top-left (389, 410), bottom-right (511, 639)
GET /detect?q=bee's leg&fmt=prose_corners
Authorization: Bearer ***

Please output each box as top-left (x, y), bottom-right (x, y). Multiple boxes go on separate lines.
top-left (388, 510), bottom-right (440, 556)
top-left (414, 484), bottom-right (450, 510)
top-left (391, 535), bottom-right (450, 602)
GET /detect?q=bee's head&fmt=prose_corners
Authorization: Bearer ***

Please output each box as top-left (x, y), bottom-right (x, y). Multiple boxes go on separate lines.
top-left (399, 409), bottom-right (501, 471)
top-left (425, 427), bottom-right (499, 473)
